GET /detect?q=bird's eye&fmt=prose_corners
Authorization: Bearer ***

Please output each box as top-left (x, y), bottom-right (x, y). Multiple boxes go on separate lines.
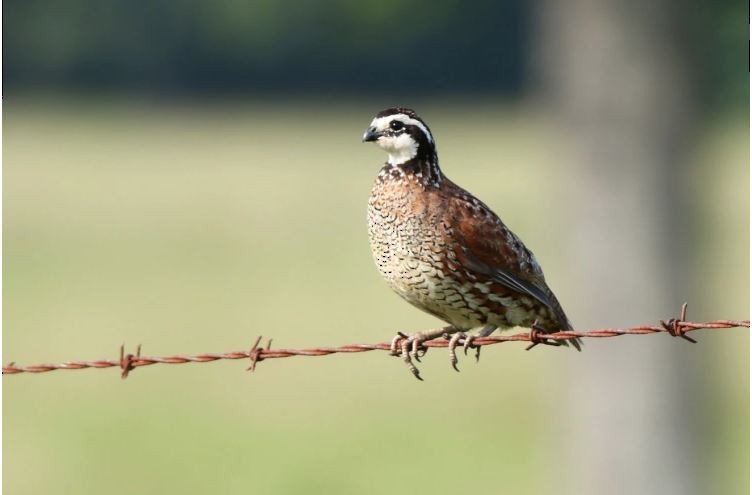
top-left (389, 120), bottom-right (404, 131)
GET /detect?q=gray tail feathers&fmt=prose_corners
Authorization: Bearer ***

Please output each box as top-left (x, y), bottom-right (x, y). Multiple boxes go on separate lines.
top-left (561, 319), bottom-right (582, 351)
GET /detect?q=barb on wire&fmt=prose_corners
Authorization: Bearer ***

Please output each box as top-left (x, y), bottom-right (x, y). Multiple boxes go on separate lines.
top-left (247, 336), bottom-right (273, 372)
top-left (2, 304), bottom-right (749, 378)
top-left (119, 344), bottom-right (141, 379)
top-left (660, 302), bottom-right (697, 343)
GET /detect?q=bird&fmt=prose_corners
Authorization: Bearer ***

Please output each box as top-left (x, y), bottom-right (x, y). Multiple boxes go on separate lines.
top-left (362, 107), bottom-right (581, 379)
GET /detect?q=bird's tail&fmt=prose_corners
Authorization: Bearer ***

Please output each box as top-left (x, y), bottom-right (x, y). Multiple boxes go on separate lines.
top-left (559, 319), bottom-right (582, 351)
top-left (544, 289), bottom-right (582, 351)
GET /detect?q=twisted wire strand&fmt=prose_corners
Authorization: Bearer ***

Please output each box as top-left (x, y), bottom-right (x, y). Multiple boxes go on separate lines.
top-left (3, 308), bottom-right (748, 378)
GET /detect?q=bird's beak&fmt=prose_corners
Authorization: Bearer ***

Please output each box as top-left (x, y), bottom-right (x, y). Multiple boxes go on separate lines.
top-left (362, 126), bottom-right (382, 142)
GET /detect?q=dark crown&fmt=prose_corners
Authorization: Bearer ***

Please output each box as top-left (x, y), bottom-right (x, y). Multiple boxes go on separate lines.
top-left (376, 107), bottom-right (420, 119)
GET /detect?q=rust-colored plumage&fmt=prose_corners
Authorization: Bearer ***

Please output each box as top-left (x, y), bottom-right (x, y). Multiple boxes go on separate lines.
top-left (363, 108), bottom-right (579, 378)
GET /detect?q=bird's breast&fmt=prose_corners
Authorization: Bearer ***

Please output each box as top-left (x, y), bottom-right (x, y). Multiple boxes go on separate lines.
top-left (367, 176), bottom-right (485, 327)
top-left (367, 177), bottom-right (439, 283)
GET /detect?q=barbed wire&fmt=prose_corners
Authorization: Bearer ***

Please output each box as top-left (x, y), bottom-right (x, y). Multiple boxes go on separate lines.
top-left (2, 304), bottom-right (748, 379)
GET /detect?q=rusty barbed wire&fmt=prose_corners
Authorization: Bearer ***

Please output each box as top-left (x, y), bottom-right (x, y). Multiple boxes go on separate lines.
top-left (3, 304), bottom-right (748, 378)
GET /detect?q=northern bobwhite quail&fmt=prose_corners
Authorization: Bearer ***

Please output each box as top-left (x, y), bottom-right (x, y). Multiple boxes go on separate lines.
top-left (363, 107), bottom-right (580, 379)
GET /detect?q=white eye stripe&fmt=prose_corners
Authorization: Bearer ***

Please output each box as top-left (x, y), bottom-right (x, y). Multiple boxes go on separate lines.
top-left (370, 114), bottom-right (433, 143)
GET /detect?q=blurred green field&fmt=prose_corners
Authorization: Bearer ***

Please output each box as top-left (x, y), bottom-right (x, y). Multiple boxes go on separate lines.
top-left (3, 99), bottom-right (748, 494)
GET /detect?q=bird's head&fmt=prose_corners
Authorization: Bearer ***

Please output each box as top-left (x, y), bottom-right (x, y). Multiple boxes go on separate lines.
top-left (362, 108), bottom-right (435, 165)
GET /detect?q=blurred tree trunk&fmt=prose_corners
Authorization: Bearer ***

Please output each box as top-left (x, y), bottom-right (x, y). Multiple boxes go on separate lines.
top-left (532, 1), bottom-right (698, 494)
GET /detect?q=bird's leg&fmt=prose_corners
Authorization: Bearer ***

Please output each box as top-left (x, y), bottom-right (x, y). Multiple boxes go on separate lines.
top-left (392, 327), bottom-right (454, 380)
top-left (462, 324), bottom-right (497, 363)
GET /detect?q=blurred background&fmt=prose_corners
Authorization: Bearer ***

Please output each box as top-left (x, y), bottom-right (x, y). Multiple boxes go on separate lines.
top-left (3, 1), bottom-right (748, 494)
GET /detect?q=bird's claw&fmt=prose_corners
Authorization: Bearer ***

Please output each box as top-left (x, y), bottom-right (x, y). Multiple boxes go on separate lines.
top-left (463, 334), bottom-right (482, 362)
top-left (400, 337), bottom-right (424, 380)
top-left (390, 332), bottom-right (430, 380)
top-left (447, 332), bottom-right (465, 371)
top-left (447, 332), bottom-right (482, 371)
top-left (389, 328), bottom-right (451, 380)
top-left (390, 332), bottom-right (408, 356)
top-left (390, 332), bottom-right (429, 361)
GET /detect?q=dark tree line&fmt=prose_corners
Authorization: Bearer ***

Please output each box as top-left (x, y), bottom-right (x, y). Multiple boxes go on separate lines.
top-left (5, 0), bottom-right (745, 110)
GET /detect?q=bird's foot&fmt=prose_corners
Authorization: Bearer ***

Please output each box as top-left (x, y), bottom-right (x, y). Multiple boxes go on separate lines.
top-left (446, 324), bottom-right (496, 370)
top-left (446, 332), bottom-right (481, 371)
top-left (464, 334), bottom-right (482, 362)
top-left (525, 320), bottom-right (563, 351)
top-left (389, 332), bottom-right (428, 362)
top-left (390, 327), bottom-right (452, 380)
top-left (389, 332), bottom-right (409, 357)
top-left (468, 324), bottom-right (496, 363)
top-left (446, 332), bottom-right (466, 371)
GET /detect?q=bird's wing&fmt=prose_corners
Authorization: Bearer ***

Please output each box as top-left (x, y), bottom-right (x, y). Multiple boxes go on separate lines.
top-left (444, 183), bottom-right (573, 332)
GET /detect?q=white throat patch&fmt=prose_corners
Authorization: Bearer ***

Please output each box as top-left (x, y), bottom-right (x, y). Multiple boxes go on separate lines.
top-left (383, 133), bottom-right (418, 165)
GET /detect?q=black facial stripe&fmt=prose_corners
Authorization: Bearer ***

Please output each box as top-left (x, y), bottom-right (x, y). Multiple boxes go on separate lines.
top-left (383, 124), bottom-right (432, 146)
top-left (406, 125), bottom-right (431, 144)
